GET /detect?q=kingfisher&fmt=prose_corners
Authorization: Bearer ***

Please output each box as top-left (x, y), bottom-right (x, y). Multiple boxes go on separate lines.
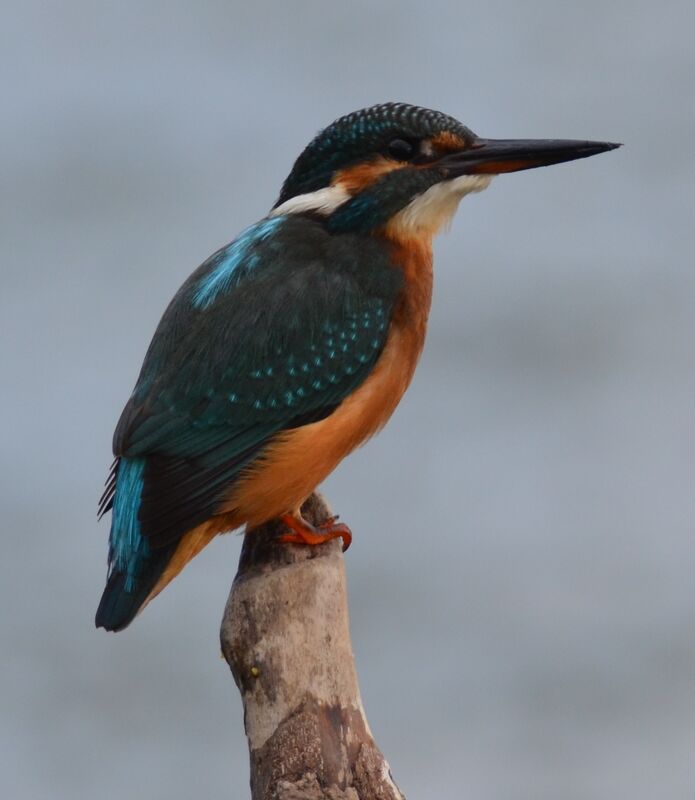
top-left (96, 102), bottom-right (619, 631)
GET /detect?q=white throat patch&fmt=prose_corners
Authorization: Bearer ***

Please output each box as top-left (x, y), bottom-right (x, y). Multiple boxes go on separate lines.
top-left (388, 174), bottom-right (493, 236)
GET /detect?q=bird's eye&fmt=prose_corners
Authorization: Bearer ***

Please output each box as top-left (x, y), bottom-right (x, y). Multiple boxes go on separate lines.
top-left (387, 139), bottom-right (415, 160)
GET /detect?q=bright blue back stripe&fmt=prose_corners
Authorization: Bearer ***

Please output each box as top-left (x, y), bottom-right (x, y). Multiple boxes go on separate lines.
top-left (192, 217), bottom-right (284, 309)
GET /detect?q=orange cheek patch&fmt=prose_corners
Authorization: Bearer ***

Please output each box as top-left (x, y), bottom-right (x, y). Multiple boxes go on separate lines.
top-left (430, 132), bottom-right (468, 152)
top-left (333, 157), bottom-right (403, 194)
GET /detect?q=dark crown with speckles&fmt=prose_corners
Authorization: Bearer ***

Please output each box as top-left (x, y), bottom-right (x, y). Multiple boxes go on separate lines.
top-left (275, 103), bottom-right (474, 207)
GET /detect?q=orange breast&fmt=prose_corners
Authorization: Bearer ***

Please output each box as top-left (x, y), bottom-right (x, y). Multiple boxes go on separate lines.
top-left (224, 231), bottom-right (434, 528)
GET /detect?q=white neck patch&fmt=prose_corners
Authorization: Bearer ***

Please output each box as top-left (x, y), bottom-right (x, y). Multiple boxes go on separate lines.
top-left (270, 172), bottom-right (493, 236)
top-left (388, 174), bottom-right (493, 236)
top-left (270, 184), bottom-right (350, 218)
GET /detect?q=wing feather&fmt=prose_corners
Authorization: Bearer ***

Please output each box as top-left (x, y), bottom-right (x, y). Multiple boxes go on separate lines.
top-left (105, 216), bottom-right (401, 551)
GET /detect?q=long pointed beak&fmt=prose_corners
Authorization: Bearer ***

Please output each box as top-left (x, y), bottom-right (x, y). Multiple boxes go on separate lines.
top-left (439, 137), bottom-right (621, 176)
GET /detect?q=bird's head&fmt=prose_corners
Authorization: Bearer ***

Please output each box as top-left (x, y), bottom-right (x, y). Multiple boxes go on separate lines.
top-left (272, 102), bottom-right (619, 239)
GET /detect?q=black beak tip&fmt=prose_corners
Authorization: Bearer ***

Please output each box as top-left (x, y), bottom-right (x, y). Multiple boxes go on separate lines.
top-left (572, 140), bottom-right (622, 159)
top-left (598, 141), bottom-right (622, 153)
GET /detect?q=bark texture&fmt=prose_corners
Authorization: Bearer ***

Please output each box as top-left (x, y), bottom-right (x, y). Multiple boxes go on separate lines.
top-left (220, 493), bottom-right (405, 800)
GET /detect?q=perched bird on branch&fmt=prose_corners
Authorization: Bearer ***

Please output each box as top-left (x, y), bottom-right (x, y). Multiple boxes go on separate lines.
top-left (96, 102), bottom-right (618, 631)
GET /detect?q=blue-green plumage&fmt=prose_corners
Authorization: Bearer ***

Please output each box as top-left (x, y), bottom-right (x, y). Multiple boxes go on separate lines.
top-left (97, 214), bottom-right (401, 630)
top-left (192, 217), bottom-right (284, 309)
top-left (110, 457), bottom-right (147, 588)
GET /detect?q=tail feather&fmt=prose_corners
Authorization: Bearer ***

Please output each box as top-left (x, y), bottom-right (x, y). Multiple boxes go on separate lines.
top-left (96, 455), bottom-right (169, 632)
top-left (96, 454), bottom-right (222, 631)
top-left (95, 543), bottom-right (176, 631)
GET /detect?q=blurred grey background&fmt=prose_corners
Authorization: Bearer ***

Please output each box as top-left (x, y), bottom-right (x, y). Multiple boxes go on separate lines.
top-left (2, 1), bottom-right (694, 798)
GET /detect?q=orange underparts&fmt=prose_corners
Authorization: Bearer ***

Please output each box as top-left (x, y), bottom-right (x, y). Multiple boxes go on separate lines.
top-left (278, 513), bottom-right (353, 552)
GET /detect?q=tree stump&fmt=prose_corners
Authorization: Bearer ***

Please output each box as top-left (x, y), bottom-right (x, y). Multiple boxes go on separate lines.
top-left (220, 493), bottom-right (405, 800)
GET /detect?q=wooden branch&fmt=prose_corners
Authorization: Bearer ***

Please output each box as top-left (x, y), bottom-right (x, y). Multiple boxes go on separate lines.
top-left (220, 493), bottom-right (405, 800)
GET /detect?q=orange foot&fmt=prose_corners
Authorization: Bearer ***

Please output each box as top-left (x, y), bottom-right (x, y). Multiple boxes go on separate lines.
top-left (278, 513), bottom-right (352, 552)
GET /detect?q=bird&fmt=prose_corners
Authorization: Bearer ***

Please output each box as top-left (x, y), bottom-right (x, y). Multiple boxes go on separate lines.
top-left (96, 102), bottom-right (619, 631)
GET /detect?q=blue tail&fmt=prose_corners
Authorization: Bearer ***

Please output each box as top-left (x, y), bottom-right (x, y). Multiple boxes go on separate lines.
top-left (95, 544), bottom-right (176, 631)
top-left (96, 457), bottom-right (175, 632)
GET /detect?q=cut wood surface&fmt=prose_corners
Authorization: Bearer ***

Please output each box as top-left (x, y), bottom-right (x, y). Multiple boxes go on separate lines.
top-left (220, 493), bottom-right (405, 800)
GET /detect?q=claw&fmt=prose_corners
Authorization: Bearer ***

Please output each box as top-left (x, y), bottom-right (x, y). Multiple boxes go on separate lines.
top-left (278, 513), bottom-right (352, 552)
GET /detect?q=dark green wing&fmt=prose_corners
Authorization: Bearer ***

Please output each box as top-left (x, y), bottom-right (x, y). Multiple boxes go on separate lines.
top-left (108, 215), bottom-right (402, 549)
